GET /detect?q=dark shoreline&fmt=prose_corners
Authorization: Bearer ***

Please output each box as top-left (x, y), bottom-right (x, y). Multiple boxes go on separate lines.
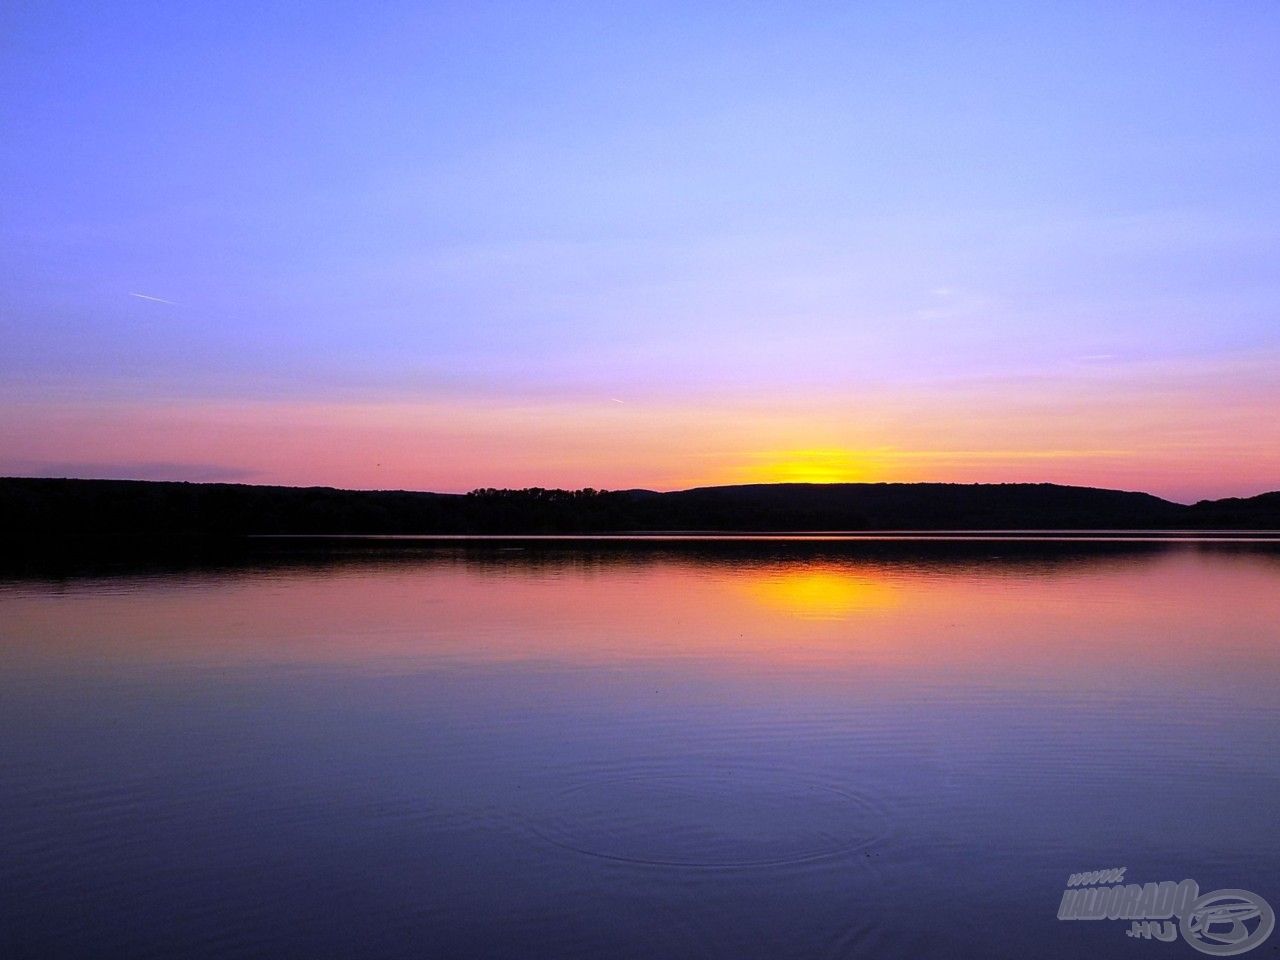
top-left (4, 477), bottom-right (1279, 539)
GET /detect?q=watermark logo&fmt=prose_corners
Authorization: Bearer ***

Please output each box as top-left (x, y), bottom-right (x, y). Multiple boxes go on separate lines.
top-left (1057, 868), bottom-right (1274, 956)
top-left (1181, 890), bottom-right (1275, 957)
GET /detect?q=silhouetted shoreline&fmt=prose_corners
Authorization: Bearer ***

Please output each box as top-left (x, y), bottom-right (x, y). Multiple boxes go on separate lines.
top-left (3, 477), bottom-right (1278, 538)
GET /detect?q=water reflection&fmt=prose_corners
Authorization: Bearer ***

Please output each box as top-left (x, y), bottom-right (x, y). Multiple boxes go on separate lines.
top-left (1, 539), bottom-right (1278, 959)
top-left (740, 568), bottom-right (901, 618)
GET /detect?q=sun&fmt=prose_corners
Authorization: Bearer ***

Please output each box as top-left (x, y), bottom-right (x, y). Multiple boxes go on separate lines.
top-left (739, 448), bottom-right (882, 484)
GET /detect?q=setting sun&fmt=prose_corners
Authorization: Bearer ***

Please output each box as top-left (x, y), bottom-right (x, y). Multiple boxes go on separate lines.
top-left (738, 449), bottom-right (888, 485)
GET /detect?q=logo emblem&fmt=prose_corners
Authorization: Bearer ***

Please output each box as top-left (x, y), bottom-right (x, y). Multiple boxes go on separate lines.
top-left (1181, 889), bottom-right (1275, 957)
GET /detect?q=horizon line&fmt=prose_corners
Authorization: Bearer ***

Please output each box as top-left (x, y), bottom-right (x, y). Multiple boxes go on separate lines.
top-left (6, 473), bottom-right (1280, 507)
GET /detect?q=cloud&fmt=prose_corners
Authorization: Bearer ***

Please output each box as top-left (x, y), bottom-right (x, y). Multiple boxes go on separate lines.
top-left (129, 292), bottom-right (177, 305)
top-left (1, 461), bottom-right (256, 483)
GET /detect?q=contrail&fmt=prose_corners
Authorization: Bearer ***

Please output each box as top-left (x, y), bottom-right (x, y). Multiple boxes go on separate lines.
top-left (130, 292), bottom-right (176, 305)
top-left (610, 398), bottom-right (626, 404)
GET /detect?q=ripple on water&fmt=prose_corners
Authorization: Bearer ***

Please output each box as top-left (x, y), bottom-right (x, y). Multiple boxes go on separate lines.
top-left (527, 765), bottom-right (891, 870)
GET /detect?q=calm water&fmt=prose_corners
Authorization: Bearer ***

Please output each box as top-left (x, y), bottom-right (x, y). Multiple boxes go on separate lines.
top-left (2, 539), bottom-right (1278, 959)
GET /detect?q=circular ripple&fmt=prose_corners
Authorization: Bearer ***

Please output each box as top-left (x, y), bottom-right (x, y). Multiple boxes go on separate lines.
top-left (530, 769), bottom-right (888, 869)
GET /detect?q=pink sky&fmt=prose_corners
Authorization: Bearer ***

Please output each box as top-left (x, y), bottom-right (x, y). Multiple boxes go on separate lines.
top-left (5, 352), bottom-right (1277, 503)
top-left (6, 6), bottom-right (1279, 503)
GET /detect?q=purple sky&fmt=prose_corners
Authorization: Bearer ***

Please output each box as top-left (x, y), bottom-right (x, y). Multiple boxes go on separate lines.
top-left (3, 2), bottom-right (1279, 500)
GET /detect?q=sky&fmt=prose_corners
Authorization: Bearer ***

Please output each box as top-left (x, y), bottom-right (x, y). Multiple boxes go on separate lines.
top-left (2, 1), bottom-right (1278, 503)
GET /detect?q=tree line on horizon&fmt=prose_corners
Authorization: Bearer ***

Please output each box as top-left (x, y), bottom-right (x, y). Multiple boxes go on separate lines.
top-left (2, 477), bottom-right (1279, 536)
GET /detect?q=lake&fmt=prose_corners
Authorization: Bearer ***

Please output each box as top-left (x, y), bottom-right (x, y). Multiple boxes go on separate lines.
top-left (2, 537), bottom-right (1278, 959)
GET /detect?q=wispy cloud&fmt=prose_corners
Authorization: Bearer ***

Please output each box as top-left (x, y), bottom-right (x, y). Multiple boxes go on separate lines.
top-left (1, 460), bottom-right (255, 483)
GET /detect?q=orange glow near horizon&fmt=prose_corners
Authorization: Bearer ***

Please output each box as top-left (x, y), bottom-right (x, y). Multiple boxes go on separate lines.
top-left (2, 352), bottom-right (1279, 502)
top-left (736, 449), bottom-right (884, 485)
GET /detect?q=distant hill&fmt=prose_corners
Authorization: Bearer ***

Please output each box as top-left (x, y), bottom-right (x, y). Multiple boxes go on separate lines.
top-left (627, 482), bottom-right (1184, 531)
top-left (1183, 491), bottom-right (1280, 529)
top-left (4, 477), bottom-right (1278, 536)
